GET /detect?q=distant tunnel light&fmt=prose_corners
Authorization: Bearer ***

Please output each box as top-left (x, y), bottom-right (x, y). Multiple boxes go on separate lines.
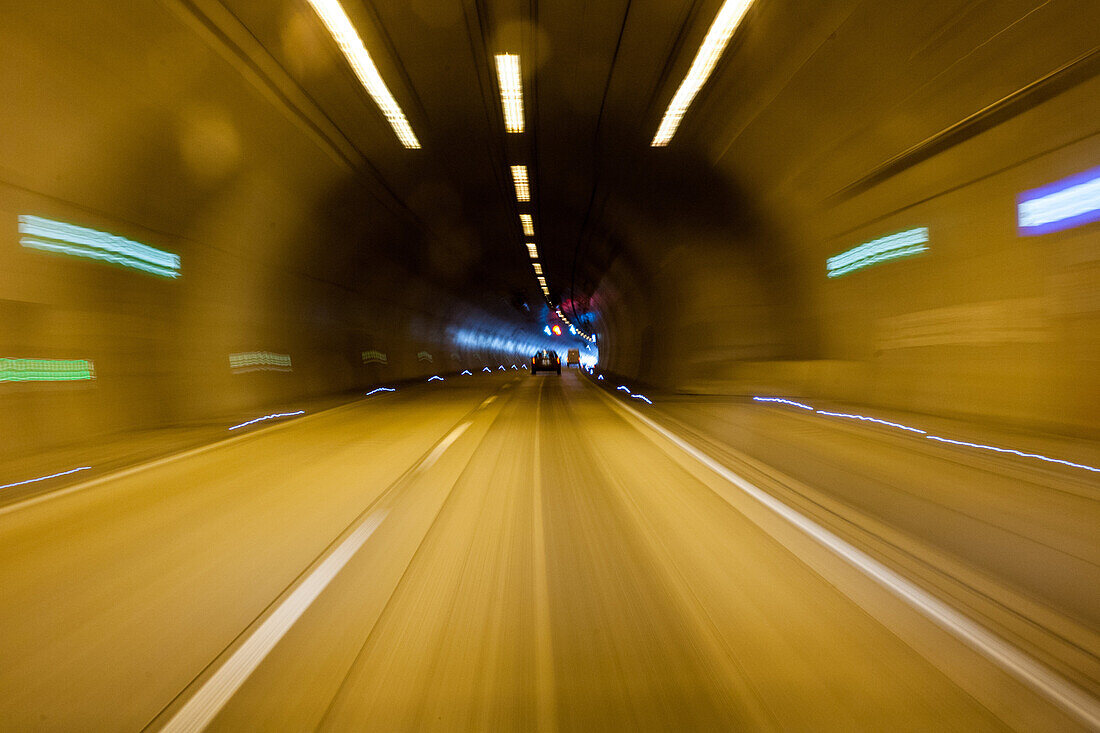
top-left (510, 165), bottom-right (531, 202)
top-left (0, 357), bottom-right (95, 382)
top-left (826, 227), bottom-right (928, 278)
top-left (520, 214), bottom-right (535, 236)
top-left (19, 215), bottom-right (180, 278)
top-left (1018, 165), bottom-right (1100, 235)
top-left (526, 241), bottom-right (539, 258)
top-left (495, 54), bottom-right (525, 133)
top-left (532, 263), bottom-right (542, 275)
top-left (651, 0), bottom-right (753, 146)
top-left (304, 0), bottom-right (420, 148)
top-left (537, 276), bottom-right (547, 287)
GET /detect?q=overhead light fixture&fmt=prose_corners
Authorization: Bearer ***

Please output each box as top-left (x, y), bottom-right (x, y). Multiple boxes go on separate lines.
top-left (510, 165), bottom-right (530, 202)
top-left (520, 214), bottom-right (534, 236)
top-left (304, 0), bottom-right (420, 149)
top-left (537, 276), bottom-right (547, 286)
top-left (526, 242), bottom-right (539, 258)
top-left (532, 263), bottom-right (542, 275)
top-left (651, 0), bottom-right (753, 147)
top-left (494, 54), bottom-right (524, 133)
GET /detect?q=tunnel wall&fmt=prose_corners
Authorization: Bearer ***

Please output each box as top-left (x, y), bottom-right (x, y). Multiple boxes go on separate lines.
top-left (594, 64), bottom-right (1099, 437)
top-left (0, 1), bottom-right (531, 460)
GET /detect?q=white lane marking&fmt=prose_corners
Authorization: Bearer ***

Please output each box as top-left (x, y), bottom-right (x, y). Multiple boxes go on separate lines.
top-left (531, 379), bottom-right (557, 731)
top-left (0, 466), bottom-right (91, 491)
top-left (478, 396), bottom-right (498, 409)
top-left (416, 422), bottom-right (470, 473)
top-left (159, 509), bottom-right (389, 733)
top-left (604, 393), bottom-right (1100, 730)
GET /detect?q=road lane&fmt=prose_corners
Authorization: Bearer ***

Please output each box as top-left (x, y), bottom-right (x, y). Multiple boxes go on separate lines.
top-left (0, 371), bottom-right (1092, 730)
top-left (207, 373), bottom-right (1058, 730)
top-left (0, 377), bottom-right (511, 731)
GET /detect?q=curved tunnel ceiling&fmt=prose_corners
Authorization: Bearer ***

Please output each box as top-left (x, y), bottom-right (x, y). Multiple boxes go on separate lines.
top-left (1, 0), bottom-right (1098, 439)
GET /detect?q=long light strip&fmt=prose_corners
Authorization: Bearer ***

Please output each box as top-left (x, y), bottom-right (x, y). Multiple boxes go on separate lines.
top-left (19, 215), bottom-right (180, 278)
top-left (827, 227), bottom-right (928, 278)
top-left (520, 214), bottom-right (535, 236)
top-left (510, 165), bottom-right (531, 202)
top-left (304, 0), bottom-right (420, 149)
top-left (651, 0), bottom-right (753, 146)
top-left (494, 54), bottom-right (525, 133)
top-left (1018, 165), bottom-right (1100, 235)
top-left (0, 357), bottom-right (95, 382)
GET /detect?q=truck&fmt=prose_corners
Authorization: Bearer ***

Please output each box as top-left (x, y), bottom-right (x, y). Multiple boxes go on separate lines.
top-left (567, 349), bottom-right (580, 368)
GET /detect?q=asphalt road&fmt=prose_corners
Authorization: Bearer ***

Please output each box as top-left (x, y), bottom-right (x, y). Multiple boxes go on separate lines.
top-left (0, 372), bottom-right (1093, 731)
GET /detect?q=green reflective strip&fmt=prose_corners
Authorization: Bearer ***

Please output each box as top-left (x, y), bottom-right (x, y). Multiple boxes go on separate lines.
top-left (0, 358), bottom-right (95, 382)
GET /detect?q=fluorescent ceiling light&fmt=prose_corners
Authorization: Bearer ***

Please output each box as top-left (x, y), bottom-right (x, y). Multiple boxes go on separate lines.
top-left (526, 243), bottom-right (539, 259)
top-left (494, 54), bottom-right (524, 133)
top-left (537, 276), bottom-right (547, 286)
top-left (651, 0), bottom-right (753, 146)
top-left (520, 214), bottom-right (534, 236)
top-left (532, 263), bottom-right (542, 275)
top-left (511, 165), bottom-right (531, 202)
top-left (304, 0), bottom-right (420, 149)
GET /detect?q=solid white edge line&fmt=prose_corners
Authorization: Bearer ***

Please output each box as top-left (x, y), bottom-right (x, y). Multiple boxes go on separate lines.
top-left (601, 390), bottom-right (1100, 730)
top-left (159, 509), bottom-right (388, 733)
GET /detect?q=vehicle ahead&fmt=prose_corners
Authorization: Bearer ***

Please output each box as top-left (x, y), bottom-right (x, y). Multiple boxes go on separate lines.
top-left (531, 350), bottom-right (561, 375)
top-left (567, 348), bottom-right (580, 368)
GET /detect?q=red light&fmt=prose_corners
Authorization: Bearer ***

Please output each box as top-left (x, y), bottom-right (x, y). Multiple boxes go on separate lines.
top-left (551, 325), bottom-right (561, 335)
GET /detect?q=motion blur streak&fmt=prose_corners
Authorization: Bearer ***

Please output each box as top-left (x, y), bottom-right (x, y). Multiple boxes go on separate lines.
top-left (302, 0), bottom-right (419, 148)
top-left (0, 358), bottom-right (95, 382)
top-left (757, 396), bottom-right (1100, 474)
top-left (18, 215), bottom-right (181, 278)
top-left (926, 435), bottom-right (1100, 474)
top-left (364, 387), bottom-right (395, 396)
top-left (815, 410), bottom-right (927, 435)
top-left (752, 396), bottom-right (813, 411)
top-left (826, 227), bottom-right (929, 278)
top-left (0, 466), bottom-right (91, 491)
top-left (227, 411), bottom-right (305, 431)
top-left (651, 0), bottom-right (753, 146)
top-left (1017, 165), bottom-right (1100, 234)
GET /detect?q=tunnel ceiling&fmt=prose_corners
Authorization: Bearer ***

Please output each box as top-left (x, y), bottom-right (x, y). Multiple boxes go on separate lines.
top-left (193, 0), bottom-right (1096, 334)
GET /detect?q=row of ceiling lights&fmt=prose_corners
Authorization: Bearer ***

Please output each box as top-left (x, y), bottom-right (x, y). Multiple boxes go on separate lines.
top-left (493, 52), bottom-right (595, 343)
top-left (304, 0), bottom-right (756, 338)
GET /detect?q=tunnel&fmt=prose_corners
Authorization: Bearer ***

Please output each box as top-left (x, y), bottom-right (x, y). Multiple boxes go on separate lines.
top-left (1, 0), bottom-right (1098, 729)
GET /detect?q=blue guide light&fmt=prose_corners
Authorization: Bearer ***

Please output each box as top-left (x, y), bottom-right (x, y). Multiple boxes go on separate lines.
top-left (1018, 165), bottom-right (1100, 236)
